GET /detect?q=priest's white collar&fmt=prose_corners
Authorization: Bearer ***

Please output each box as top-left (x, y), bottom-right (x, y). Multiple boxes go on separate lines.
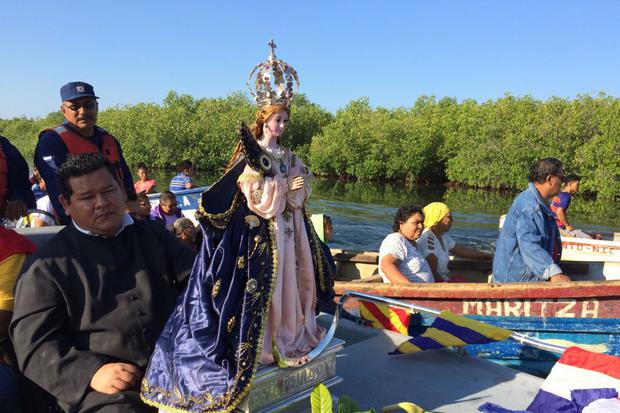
top-left (72, 213), bottom-right (134, 238)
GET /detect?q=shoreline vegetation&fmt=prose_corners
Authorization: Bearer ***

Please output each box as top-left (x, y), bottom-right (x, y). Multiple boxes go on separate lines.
top-left (1, 91), bottom-right (618, 199)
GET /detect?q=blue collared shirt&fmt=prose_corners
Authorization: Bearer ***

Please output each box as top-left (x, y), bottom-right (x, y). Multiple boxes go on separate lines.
top-left (493, 182), bottom-right (563, 282)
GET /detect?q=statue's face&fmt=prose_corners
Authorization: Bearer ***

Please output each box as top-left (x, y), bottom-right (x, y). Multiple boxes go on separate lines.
top-left (263, 110), bottom-right (289, 139)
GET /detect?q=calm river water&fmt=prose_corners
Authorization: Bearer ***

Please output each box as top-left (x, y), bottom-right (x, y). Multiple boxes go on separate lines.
top-left (151, 170), bottom-right (619, 253)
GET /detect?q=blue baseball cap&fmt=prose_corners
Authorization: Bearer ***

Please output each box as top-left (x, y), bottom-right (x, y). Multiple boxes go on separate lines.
top-left (60, 81), bottom-right (99, 101)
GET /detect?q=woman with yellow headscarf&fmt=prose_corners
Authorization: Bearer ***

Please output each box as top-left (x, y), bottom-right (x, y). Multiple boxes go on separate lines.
top-left (417, 202), bottom-right (492, 282)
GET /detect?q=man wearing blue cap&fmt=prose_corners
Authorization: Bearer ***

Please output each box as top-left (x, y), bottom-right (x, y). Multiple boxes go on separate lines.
top-left (34, 81), bottom-right (136, 224)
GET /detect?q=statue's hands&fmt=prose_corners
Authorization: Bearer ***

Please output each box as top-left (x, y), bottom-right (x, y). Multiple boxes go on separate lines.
top-left (90, 362), bottom-right (141, 394)
top-left (288, 176), bottom-right (304, 191)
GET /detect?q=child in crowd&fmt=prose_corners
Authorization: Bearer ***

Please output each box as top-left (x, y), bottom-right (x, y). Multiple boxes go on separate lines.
top-left (30, 175), bottom-right (57, 227)
top-left (551, 174), bottom-right (602, 239)
top-left (134, 162), bottom-right (157, 194)
top-left (150, 191), bottom-right (183, 230)
top-left (30, 167), bottom-right (46, 200)
top-left (169, 160), bottom-right (195, 191)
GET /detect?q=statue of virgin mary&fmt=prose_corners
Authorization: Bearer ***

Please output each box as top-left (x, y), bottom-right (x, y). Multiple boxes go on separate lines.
top-left (140, 41), bottom-right (336, 413)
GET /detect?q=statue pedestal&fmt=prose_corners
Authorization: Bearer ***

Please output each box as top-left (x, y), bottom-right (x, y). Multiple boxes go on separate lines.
top-left (235, 338), bottom-right (344, 413)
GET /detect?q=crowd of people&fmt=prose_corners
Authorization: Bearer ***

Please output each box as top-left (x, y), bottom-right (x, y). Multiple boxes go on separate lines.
top-left (0, 79), bottom-right (208, 412)
top-left (0, 42), bottom-right (601, 413)
top-left (378, 157), bottom-right (579, 285)
top-left (378, 202), bottom-right (493, 284)
top-left (0, 41), bottom-right (339, 412)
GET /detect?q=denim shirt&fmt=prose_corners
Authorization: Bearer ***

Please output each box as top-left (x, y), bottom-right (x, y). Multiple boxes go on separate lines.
top-left (493, 182), bottom-right (563, 282)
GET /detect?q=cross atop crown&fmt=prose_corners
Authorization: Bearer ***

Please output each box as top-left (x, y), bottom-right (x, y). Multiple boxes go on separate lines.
top-left (268, 39), bottom-right (277, 56)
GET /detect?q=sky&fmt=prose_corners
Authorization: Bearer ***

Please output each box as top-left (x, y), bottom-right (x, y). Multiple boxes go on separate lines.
top-left (2, 0), bottom-right (620, 119)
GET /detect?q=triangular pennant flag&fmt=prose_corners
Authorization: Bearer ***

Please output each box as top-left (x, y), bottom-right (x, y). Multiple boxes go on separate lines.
top-left (359, 300), bottom-right (411, 335)
top-left (392, 310), bottom-right (512, 355)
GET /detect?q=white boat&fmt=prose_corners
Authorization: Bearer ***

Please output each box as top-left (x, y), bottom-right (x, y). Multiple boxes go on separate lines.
top-left (499, 214), bottom-right (620, 279)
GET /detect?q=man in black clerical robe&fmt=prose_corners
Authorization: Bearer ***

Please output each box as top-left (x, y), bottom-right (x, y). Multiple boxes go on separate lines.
top-left (10, 153), bottom-right (196, 413)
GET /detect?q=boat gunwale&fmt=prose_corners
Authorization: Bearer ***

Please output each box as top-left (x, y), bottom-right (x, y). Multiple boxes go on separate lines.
top-left (334, 279), bottom-right (620, 299)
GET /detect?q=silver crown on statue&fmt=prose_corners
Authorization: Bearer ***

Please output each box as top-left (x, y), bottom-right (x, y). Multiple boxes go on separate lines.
top-left (247, 40), bottom-right (299, 108)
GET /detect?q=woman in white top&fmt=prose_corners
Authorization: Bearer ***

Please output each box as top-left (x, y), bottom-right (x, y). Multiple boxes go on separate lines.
top-left (417, 202), bottom-right (492, 282)
top-left (379, 205), bottom-right (434, 283)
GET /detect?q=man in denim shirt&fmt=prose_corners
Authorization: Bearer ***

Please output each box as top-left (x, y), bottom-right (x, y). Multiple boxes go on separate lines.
top-left (493, 158), bottom-right (570, 283)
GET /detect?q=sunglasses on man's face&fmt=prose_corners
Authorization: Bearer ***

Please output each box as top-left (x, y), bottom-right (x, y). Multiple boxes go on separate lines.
top-left (64, 101), bottom-right (97, 111)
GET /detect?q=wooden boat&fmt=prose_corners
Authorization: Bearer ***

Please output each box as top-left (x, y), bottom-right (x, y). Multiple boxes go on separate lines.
top-left (330, 248), bottom-right (592, 282)
top-left (331, 249), bottom-right (620, 376)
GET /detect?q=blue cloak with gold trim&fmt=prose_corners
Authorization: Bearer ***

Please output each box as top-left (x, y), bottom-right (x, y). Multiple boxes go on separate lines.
top-left (140, 155), bottom-right (335, 413)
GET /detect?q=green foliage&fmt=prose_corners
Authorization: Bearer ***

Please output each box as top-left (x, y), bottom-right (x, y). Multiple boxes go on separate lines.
top-left (1, 91), bottom-right (618, 199)
top-left (98, 91), bottom-right (256, 172)
top-left (338, 394), bottom-right (360, 413)
top-left (441, 93), bottom-right (619, 198)
top-left (311, 384), bottom-right (333, 413)
top-left (0, 112), bottom-right (63, 160)
top-left (310, 384), bottom-right (427, 413)
top-left (284, 94), bottom-right (334, 161)
top-left (309, 98), bottom-right (442, 181)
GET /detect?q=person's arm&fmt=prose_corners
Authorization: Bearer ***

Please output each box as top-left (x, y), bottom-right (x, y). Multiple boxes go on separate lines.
top-left (516, 208), bottom-right (568, 281)
top-left (10, 259), bottom-right (113, 408)
top-left (423, 253), bottom-right (446, 282)
top-left (114, 140), bottom-right (137, 202)
top-left (34, 132), bottom-right (70, 224)
top-left (380, 254), bottom-right (411, 283)
top-left (554, 207), bottom-right (572, 230)
top-left (31, 216), bottom-right (50, 227)
top-left (451, 244), bottom-right (493, 260)
top-left (3, 139), bottom-right (36, 218)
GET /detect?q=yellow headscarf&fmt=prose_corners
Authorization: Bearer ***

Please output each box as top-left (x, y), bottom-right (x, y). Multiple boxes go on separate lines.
top-left (423, 202), bottom-right (450, 229)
